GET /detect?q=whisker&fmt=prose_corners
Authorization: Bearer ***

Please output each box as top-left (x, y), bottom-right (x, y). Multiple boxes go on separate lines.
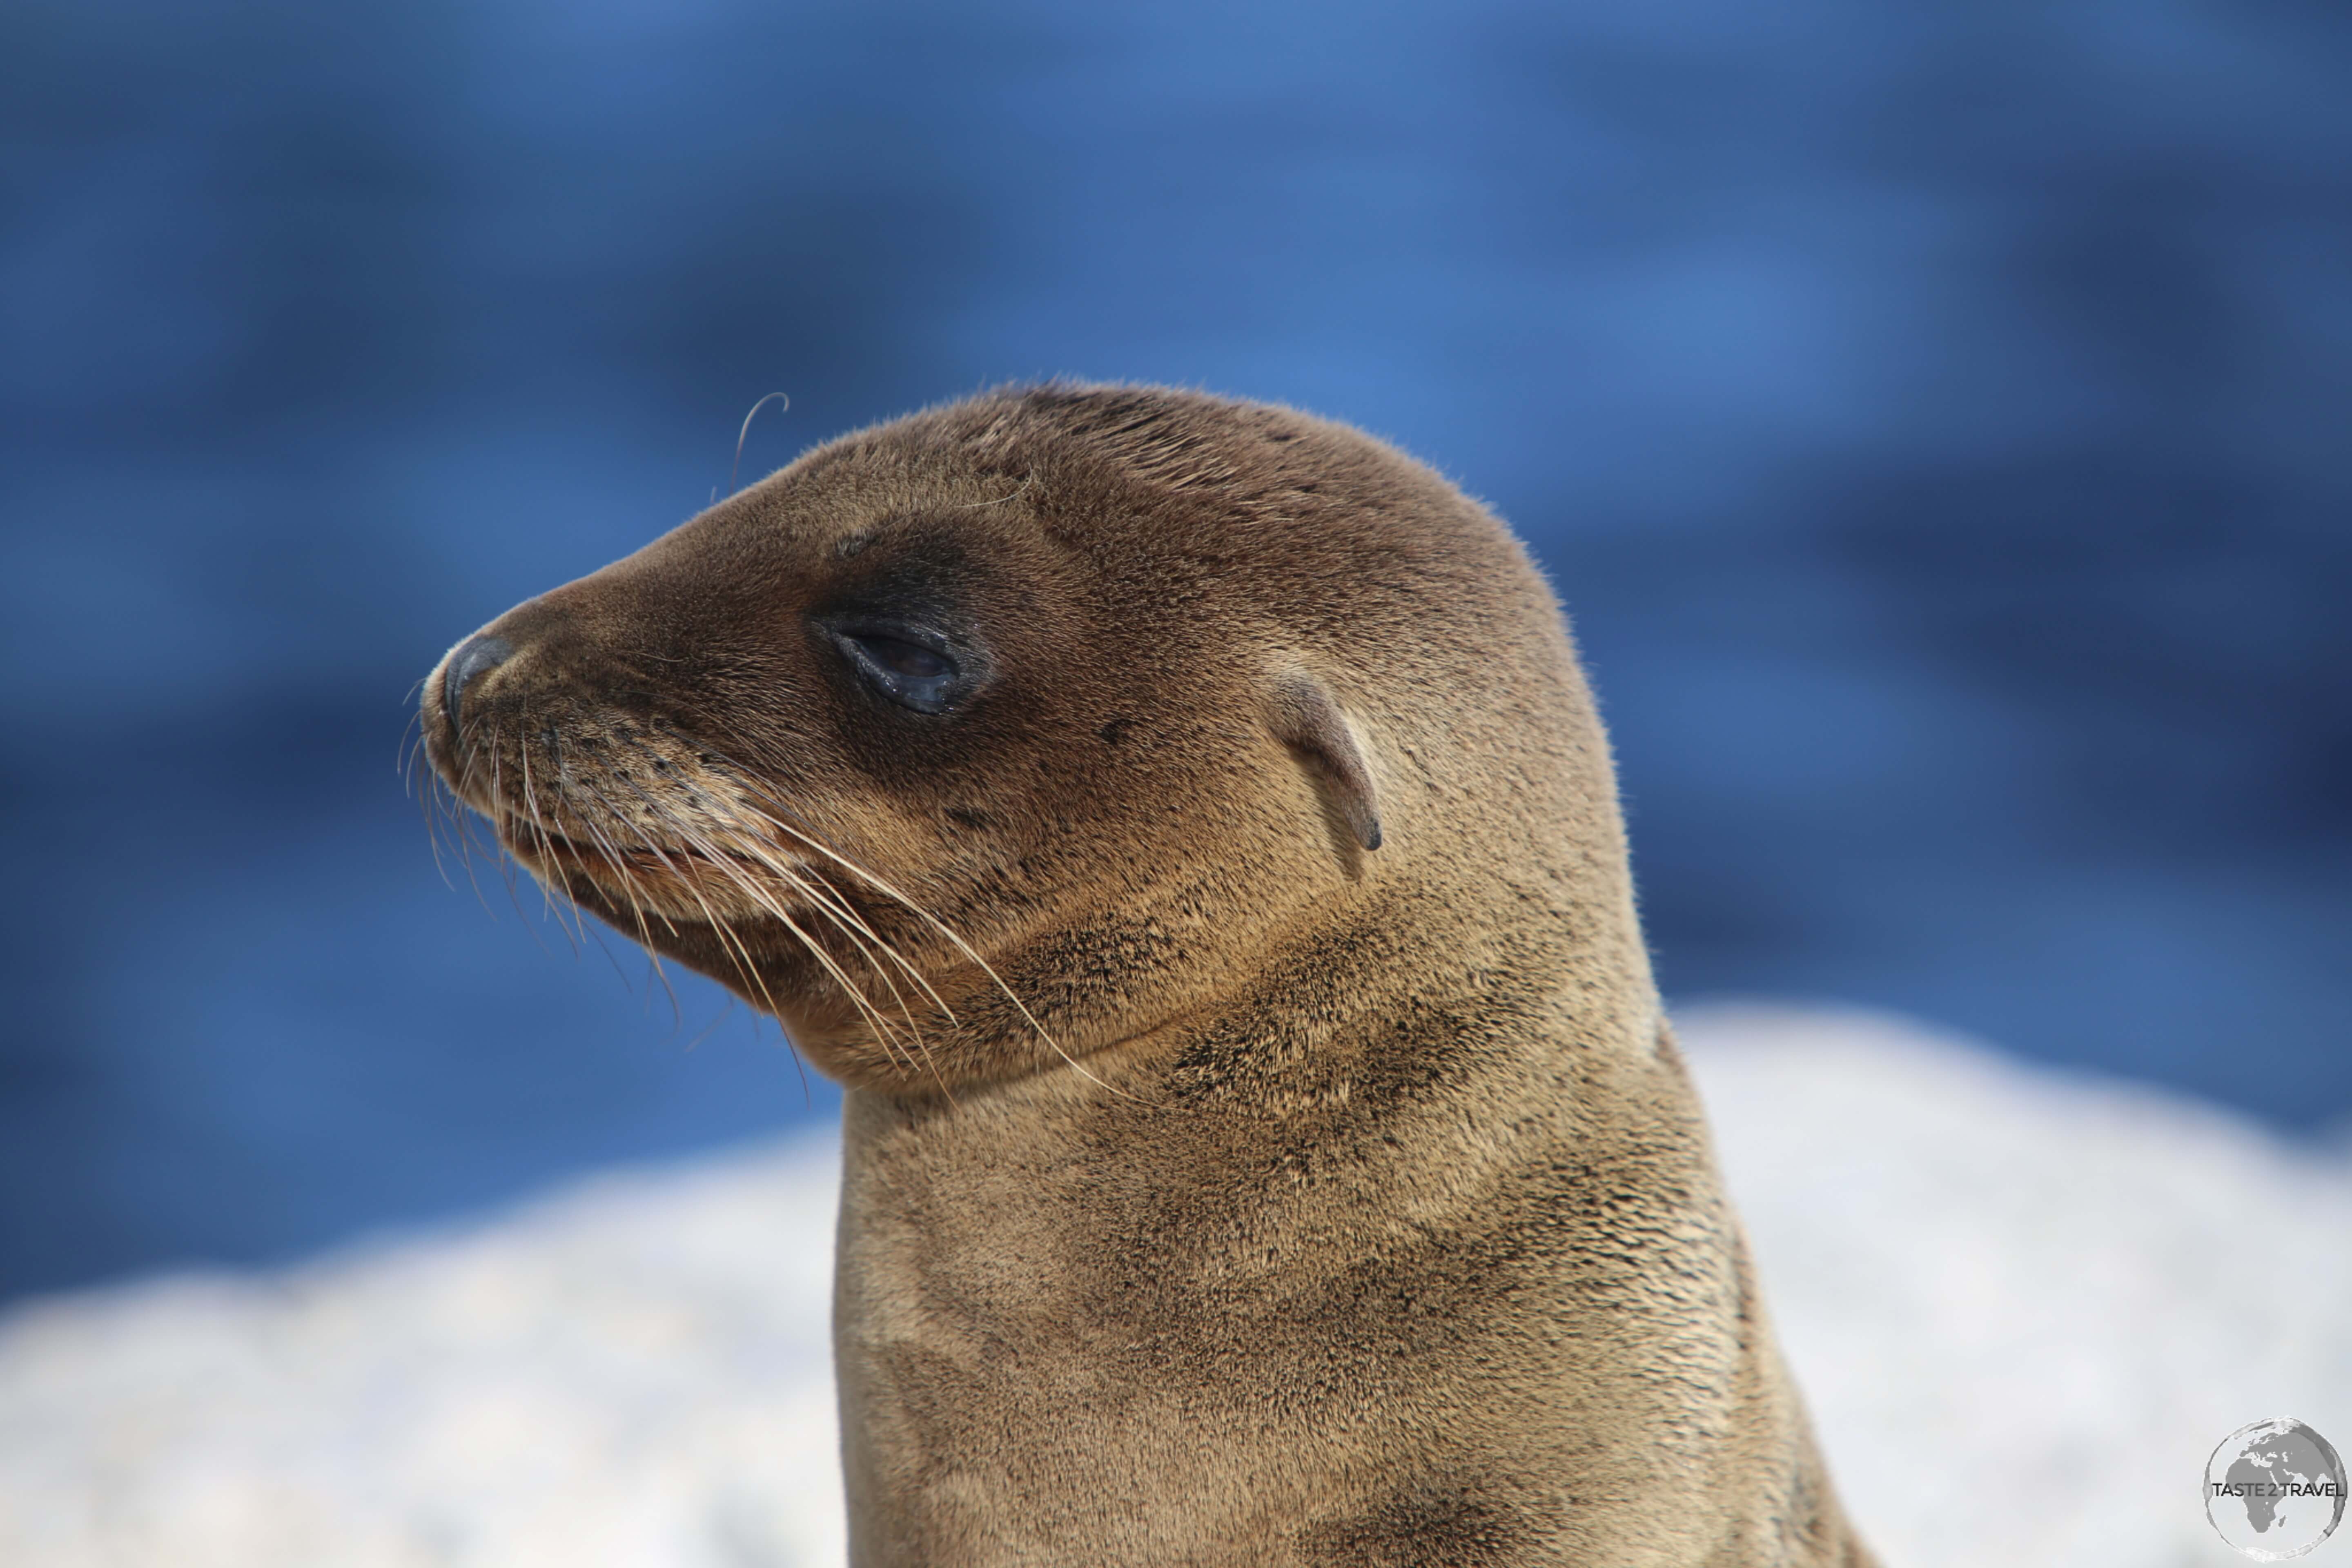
top-left (553, 745), bottom-right (660, 996)
top-left (661, 815), bottom-right (931, 1082)
top-left (409, 727), bottom-right (461, 895)
top-left (715, 815), bottom-right (959, 1024)
top-left (677, 742), bottom-right (1144, 1102)
top-left (707, 828), bottom-right (963, 1092)
top-left (486, 715), bottom-right (577, 955)
top-left (568, 777), bottom-right (693, 1025)
top-left (730, 391), bottom-right (791, 494)
top-left (514, 709), bottom-right (588, 952)
top-left (437, 703), bottom-right (1117, 1098)
top-left (650, 851), bottom-right (814, 1056)
top-left (612, 760), bottom-right (946, 1043)
top-left (653, 813), bottom-right (922, 1062)
top-left (410, 711), bottom-right (485, 909)
top-left (568, 766), bottom-right (895, 1071)
top-left (608, 742), bottom-right (952, 1040)
top-left (592, 757), bottom-right (846, 1098)
top-left (762, 864), bottom-right (944, 1086)
top-left (472, 714), bottom-right (536, 928)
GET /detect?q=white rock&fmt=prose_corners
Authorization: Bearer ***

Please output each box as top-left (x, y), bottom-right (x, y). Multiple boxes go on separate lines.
top-left (0, 1138), bottom-right (848, 1567)
top-left (1678, 1004), bottom-right (2352, 1568)
top-left (0, 1007), bottom-right (2345, 1566)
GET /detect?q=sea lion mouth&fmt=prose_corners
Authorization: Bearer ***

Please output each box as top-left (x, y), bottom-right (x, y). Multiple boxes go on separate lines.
top-left (499, 813), bottom-right (814, 910)
top-left (476, 782), bottom-right (993, 1082)
top-left (512, 822), bottom-right (733, 878)
top-left (421, 687), bottom-right (837, 928)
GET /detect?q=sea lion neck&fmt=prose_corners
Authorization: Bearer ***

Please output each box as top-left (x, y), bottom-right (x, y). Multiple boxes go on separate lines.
top-left (870, 864), bottom-right (1657, 1129)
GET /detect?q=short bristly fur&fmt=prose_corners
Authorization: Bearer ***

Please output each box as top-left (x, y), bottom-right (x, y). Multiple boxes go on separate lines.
top-left (421, 384), bottom-right (1876, 1566)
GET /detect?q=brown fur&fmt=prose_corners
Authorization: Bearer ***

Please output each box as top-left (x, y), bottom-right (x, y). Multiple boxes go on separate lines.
top-left (421, 384), bottom-right (1876, 1565)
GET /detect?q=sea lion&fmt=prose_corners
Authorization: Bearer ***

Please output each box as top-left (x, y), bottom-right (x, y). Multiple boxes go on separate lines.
top-left (421, 384), bottom-right (1875, 1566)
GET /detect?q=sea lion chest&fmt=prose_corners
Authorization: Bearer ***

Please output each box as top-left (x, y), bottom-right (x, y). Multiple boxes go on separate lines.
top-left (829, 1029), bottom-right (1777, 1568)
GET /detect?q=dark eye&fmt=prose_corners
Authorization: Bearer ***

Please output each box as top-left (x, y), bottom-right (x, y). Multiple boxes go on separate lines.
top-left (829, 626), bottom-right (965, 714)
top-left (858, 635), bottom-right (949, 681)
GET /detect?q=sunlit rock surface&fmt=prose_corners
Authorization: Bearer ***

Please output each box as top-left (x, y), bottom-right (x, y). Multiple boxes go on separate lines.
top-left (3, 1007), bottom-right (2347, 1566)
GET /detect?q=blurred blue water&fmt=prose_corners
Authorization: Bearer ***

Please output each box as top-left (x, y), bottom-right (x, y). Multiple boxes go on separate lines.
top-left (3, 0), bottom-right (2347, 1300)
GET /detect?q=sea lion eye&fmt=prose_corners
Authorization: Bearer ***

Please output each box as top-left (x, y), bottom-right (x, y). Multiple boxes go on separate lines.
top-left (859, 635), bottom-right (949, 680)
top-left (828, 626), bottom-right (964, 714)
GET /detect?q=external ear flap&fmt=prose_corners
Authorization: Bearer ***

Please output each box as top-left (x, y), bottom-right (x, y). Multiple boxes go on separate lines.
top-left (1266, 671), bottom-right (1383, 852)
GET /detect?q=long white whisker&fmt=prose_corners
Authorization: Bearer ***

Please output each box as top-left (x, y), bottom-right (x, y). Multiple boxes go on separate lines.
top-left (689, 756), bottom-right (1143, 1102)
top-left (660, 814), bottom-right (932, 1082)
top-left (708, 813), bottom-right (960, 1025)
top-left (514, 708), bottom-right (588, 951)
top-left (588, 766), bottom-right (918, 1075)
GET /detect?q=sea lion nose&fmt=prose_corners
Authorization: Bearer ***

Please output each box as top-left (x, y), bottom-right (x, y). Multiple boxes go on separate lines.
top-left (441, 633), bottom-right (513, 739)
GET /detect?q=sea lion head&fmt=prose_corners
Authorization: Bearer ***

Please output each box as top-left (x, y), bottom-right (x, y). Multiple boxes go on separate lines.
top-left (421, 384), bottom-right (1628, 1094)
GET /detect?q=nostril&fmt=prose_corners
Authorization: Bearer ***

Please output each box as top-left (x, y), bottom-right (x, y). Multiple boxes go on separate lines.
top-left (442, 633), bottom-right (513, 739)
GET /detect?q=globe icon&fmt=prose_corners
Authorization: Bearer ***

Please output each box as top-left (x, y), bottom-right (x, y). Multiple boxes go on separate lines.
top-left (2206, 1418), bottom-right (2347, 1561)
